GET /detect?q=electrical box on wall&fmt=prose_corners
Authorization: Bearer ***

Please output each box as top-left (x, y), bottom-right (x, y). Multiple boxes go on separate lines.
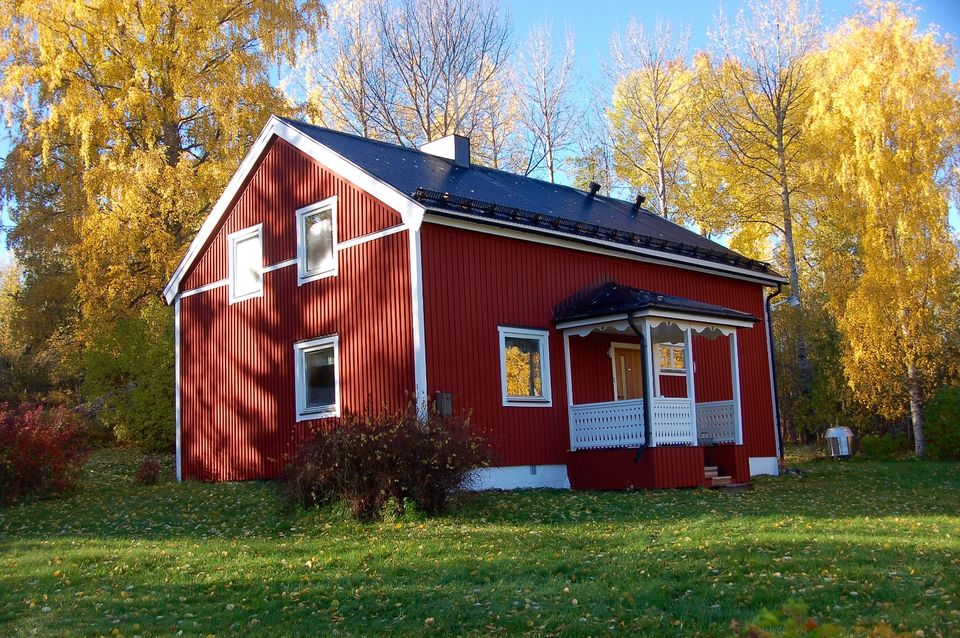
top-left (435, 391), bottom-right (453, 417)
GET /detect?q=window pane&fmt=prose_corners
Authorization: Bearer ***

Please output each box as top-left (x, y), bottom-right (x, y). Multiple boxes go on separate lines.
top-left (233, 234), bottom-right (261, 297)
top-left (504, 337), bottom-right (543, 398)
top-left (304, 210), bottom-right (334, 273)
top-left (672, 347), bottom-right (685, 371)
top-left (658, 344), bottom-right (672, 370)
top-left (304, 346), bottom-right (336, 409)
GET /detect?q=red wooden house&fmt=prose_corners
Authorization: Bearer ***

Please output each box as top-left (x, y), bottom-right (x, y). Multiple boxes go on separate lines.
top-left (163, 116), bottom-right (786, 489)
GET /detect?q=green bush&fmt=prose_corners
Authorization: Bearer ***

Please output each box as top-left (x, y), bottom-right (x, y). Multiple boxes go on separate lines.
top-left (860, 432), bottom-right (910, 459)
top-left (81, 301), bottom-right (174, 452)
top-left (925, 386), bottom-right (960, 460)
top-left (283, 403), bottom-right (492, 520)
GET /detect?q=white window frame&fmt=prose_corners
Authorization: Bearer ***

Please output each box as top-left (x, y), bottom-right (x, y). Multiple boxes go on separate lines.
top-left (296, 195), bottom-right (339, 285)
top-left (227, 224), bottom-right (263, 304)
top-left (498, 326), bottom-right (552, 407)
top-left (294, 334), bottom-right (341, 421)
top-left (655, 342), bottom-right (687, 376)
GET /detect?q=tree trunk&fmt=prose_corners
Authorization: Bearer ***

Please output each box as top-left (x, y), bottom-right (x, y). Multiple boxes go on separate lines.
top-left (656, 157), bottom-right (667, 218)
top-left (900, 309), bottom-right (926, 458)
top-left (905, 360), bottom-right (926, 457)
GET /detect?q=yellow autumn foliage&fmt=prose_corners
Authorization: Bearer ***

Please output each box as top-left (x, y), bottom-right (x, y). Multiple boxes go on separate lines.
top-left (0, 0), bottom-right (325, 341)
top-left (806, 1), bottom-right (960, 453)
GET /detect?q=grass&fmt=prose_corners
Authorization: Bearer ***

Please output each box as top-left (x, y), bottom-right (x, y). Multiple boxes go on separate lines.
top-left (0, 450), bottom-right (957, 637)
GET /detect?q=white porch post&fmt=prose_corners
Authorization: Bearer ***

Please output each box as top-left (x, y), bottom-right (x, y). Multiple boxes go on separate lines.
top-left (685, 327), bottom-right (698, 446)
top-left (563, 330), bottom-right (576, 451)
top-left (641, 318), bottom-right (657, 447)
top-left (730, 330), bottom-right (744, 445)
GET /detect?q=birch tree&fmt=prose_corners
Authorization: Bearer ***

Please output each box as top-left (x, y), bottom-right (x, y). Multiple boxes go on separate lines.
top-left (304, 0), bottom-right (512, 156)
top-left (516, 23), bottom-right (579, 183)
top-left (372, 0), bottom-right (511, 145)
top-left (807, 1), bottom-right (960, 456)
top-left (608, 20), bottom-right (695, 220)
top-left (702, 0), bottom-right (820, 302)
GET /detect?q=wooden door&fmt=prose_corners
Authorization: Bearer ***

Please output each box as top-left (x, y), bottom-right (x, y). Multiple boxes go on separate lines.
top-left (613, 346), bottom-right (643, 401)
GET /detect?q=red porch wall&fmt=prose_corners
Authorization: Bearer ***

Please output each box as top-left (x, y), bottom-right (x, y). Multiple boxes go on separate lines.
top-left (179, 140), bottom-right (414, 481)
top-left (569, 333), bottom-right (640, 404)
top-left (420, 222), bottom-right (777, 467)
top-left (566, 447), bottom-right (707, 489)
top-left (694, 335), bottom-right (734, 403)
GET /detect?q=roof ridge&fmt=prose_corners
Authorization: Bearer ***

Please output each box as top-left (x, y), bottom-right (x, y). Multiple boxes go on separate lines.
top-left (282, 117), bottom-right (655, 212)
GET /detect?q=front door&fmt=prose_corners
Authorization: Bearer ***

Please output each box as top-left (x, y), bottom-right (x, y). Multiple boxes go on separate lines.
top-left (612, 345), bottom-right (643, 401)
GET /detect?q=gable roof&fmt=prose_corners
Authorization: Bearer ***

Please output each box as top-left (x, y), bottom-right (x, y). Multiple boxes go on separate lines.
top-left (553, 281), bottom-right (759, 325)
top-left (280, 118), bottom-right (781, 280)
top-left (163, 116), bottom-right (783, 303)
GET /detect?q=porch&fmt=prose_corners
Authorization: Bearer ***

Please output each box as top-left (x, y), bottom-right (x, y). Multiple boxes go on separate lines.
top-left (554, 282), bottom-right (759, 488)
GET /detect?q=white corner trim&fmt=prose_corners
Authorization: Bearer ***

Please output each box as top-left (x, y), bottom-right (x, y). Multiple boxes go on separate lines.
top-left (762, 287), bottom-right (782, 459)
top-left (423, 214), bottom-right (786, 286)
top-left (174, 297), bottom-right (182, 482)
top-left (409, 228), bottom-right (428, 412)
top-left (294, 334), bottom-right (341, 422)
top-left (163, 115), bottom-right (426, 304)
top-left (296, 195), bottom-right (339, 285)
top-left (749, 456), bottom-right (780, 476)
top-left (227, 224), bottom-right (264, 304)
top-left (468, 465), bottom-right (571, 490)
top-left (497, 326), bottom-right (553, 407)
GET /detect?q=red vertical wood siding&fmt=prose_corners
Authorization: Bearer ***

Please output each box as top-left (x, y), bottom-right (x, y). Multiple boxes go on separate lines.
top-left (179, 139), bottom-right (413, 481)
top-left (704, 445), bottom-right (751, 484)
top-left (183, 138), bottom-right (401, 291)
top-left (694, 335), bottom-right (734, 403)
top-left (566, 447), bottom-right (707, 489)
top-left (420, 223), bottom-right (777, 467)
top-left (568, 333), bottom-right (640, 404)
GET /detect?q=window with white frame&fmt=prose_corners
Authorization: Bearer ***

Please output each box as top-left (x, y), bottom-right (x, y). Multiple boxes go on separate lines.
top-left (228, 224), bottom-right (263, 303)
top-left (294, 335), bottom-right (340, 421)
top-left (296, 196), bottom-right (337, 284)
top-left (656, 343), bottom-right (686, 375)
top-left (498, 327), bottom-right (552, 406)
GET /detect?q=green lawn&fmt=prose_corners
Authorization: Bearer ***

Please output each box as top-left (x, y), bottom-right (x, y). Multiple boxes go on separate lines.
top-left (1, 450), bottom-right (957, 637)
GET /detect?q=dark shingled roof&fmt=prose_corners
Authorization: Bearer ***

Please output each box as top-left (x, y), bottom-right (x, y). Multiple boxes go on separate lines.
top-left (281, 118), bottom-right (779, 278)
top-left (553, 282), bottom-right (759, 324)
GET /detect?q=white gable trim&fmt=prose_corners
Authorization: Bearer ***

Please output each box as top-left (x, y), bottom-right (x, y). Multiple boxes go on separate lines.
top-left (162, 116), bottom-right (426, 304)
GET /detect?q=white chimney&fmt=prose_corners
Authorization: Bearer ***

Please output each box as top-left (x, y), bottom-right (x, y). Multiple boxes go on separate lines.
top-left (420, 134), bottom-right (470, 168)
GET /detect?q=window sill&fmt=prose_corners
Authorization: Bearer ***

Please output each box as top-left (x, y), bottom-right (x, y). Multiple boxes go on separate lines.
top-left (502, 398), bottom-right (553, 408)
top-left (297, 267), bottom-right (338, 286)
top-left (296, 408), bottom-right (340, 422)
top-left (229, 290), bottom-right (263, 305)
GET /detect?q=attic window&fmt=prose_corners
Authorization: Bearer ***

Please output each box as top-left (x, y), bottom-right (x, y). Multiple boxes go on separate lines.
top-left (297, 196), bottom-right (338, 285)
top-left (227, 224), bottom-right (263, 303)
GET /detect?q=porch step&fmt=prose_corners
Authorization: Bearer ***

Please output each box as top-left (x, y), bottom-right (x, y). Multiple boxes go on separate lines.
top-left (704, 465), bottom-right (719, 479)
top-left (709, 475), bottom-right (732, 486)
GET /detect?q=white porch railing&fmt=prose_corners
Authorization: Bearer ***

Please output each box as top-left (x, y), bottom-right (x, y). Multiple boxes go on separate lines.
top-left (696, 400), bottom-right (737, 444)
top-left (568, 399), bottom-right (645, 450)
top-left (650, 397), bottom-right (696, 445)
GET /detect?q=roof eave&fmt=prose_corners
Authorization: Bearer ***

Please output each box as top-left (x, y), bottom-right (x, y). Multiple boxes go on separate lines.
top-left (423, 208), bottom-right (787, 286)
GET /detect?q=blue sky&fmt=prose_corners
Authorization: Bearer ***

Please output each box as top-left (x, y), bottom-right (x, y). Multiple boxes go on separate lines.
top-left (2, 0), bottom-right (958, 266)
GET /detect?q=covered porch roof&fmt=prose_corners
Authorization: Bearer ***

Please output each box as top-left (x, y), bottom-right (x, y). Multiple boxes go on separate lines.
top-left (552, 282), bottom-right (759, 333)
